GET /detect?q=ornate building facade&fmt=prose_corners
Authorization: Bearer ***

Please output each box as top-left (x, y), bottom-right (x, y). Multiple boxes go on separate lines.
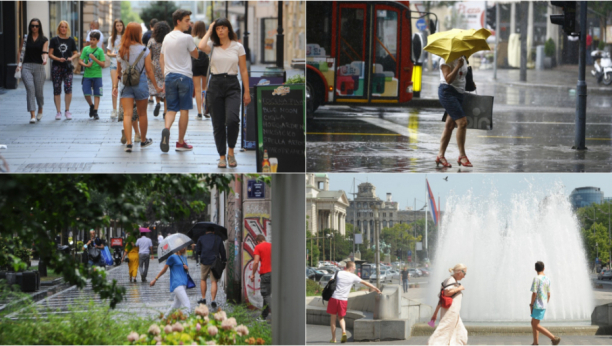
top-left (306, 174), bottom-right (349, 235)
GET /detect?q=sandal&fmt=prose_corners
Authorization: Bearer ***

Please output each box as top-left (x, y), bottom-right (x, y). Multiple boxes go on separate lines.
top-left (218, 158), bottom-right (227, 168)
top-left (435, 156), bottom-right (452, 168)
top-left (228, 155), bottom-right (237, 168)
top-left (457, 155), bottom-right (473, 167)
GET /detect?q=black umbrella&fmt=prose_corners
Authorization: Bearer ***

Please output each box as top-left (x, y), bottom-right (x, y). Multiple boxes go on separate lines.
top-left (187, 222), bottom-right (228, 243)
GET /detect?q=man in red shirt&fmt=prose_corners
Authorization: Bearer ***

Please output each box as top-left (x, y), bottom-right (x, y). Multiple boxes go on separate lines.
top-left (251, 234), bottom-right (271, 320)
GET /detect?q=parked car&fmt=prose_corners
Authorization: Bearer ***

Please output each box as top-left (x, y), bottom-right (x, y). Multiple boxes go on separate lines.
top-left (418, 268), bottom-right (430, 276)
top-left (598, 269), bottom-right (612, 280)
top-left (408, 269), bottom-right (420, 278)
top-left (320, 266), bottom-right (340, 274)
top-left (387, 270), bottom-right (400, 281)
top-left (319, 273), bottom-right (335, 287)
top-left (307, 267), bottom-right (326, 281)
top-left (415, 269), bottom-right (423, 276)
top-left (370, 270), bottom-right (392, 283)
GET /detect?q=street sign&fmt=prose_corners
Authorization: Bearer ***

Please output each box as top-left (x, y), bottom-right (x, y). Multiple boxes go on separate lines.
top-left (416, 18), bottom-right (427, 31)
top-left (408, 256), bottom-right (412, 262)
top-left (354, 233), bottom-right (363, 244)
top-left (416, 242), bottom-right (423, 251)
top-left (407, 250), bottom-right (412, 256)
top-left (247, 180), bottom-right (265, 198)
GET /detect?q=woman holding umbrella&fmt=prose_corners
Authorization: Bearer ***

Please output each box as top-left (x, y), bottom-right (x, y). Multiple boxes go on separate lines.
top-left (150, 233), bottom-right (193, 317)
top-left (426, 28), bottom-right (491, 168)
top-left (122, 230), bottom-right (140, 283)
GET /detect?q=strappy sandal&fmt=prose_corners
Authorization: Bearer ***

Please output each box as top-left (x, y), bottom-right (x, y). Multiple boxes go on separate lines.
top-left (218, 158), bottom-right (227, 169)
top-left (457, 155), bottom-right (473, 167)
top-left (435, 156), bottom-right (452, 168)
top-left (228, 155), bottom-right (237, 168)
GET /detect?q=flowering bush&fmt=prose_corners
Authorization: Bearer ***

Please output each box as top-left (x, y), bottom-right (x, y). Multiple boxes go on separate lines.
top-left (127, 306), bottom-right (261, 345)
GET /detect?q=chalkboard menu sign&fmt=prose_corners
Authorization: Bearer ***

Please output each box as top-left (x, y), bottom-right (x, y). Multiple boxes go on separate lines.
top-left (255, 84), bottom-right (305, 172)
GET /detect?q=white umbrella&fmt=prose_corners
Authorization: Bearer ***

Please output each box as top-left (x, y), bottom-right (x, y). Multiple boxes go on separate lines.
top-left (157, 233), bottom-right (193, 262)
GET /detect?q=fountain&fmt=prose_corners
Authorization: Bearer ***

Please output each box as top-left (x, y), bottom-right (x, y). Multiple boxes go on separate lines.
top-left (428, 185), bottom-right (594, 322)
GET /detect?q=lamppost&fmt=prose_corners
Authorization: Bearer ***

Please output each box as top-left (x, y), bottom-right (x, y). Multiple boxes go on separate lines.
top-left (327, 233), bottom-right (332, 263)
top-left (371, 203), bottom-right (380, 289)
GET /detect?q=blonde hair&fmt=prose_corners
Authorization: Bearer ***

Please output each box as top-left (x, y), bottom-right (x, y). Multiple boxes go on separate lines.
top-left (57, 20), bottom-right (71, 37)
top-left (448, 263), bottom-right (467, 274)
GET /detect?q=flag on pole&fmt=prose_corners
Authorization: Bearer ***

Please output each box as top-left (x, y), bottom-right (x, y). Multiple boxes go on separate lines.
top-left (426, 179), bottom-right (440, 226)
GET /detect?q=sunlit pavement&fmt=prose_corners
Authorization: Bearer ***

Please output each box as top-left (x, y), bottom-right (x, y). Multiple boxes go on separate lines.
top-left (307, 66), bottom-right (612, 173)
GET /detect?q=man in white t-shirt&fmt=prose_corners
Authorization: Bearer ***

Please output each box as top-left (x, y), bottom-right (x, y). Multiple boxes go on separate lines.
top-left (327, 261), bottom-right (381, 343)
top-left (86, 20), bottom-right (104, 48)
top-left (159, 9), bottom-right (199, 153)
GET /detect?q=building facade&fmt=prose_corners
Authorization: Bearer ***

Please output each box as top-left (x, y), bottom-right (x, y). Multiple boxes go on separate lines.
top-left (306, 174), bottom-right (349, 236)
top-left (570, 187), bottom-right (604, 209)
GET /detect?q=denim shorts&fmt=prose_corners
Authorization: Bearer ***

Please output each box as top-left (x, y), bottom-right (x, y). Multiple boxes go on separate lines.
top-left (121, 73), bottom-right (149, 100)
top-left (531, 308), bottom-right (546, 320)
top-left (82, 77), bottom-right (103, 97)
top-left (438, 84), bottom-right (465, 121)
top-left (110, 58), bottom-right (118, 70)
top-left (165, 73), bottom-right (193, 112)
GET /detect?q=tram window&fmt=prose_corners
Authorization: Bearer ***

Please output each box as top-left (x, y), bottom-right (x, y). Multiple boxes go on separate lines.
top-left (306, 2), bottom-right (332, 55)
top-left (372, 9), bottom-right (399, 97)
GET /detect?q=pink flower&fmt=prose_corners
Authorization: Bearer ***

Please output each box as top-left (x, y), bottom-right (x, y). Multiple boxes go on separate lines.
top-left (156, 342), bottom-right (162, 346)
top-left (208, 326), bottom-right (218, 337)
top-left (154, 336), bottom-right (162, 343)
top-left (148, 324), bottom-right (161, 336)
top-left (179, 342), bottom-right (184, 345)
top-left (236, 324), bottom-right (249, 336)
top-left (221, 317), bottom-right (237, 331)
top-left (195, 304), bottom-right (210, 317)
top-left (206, 342), bottom-right (216, 346)
top-left (140, 334), bottom-right (147, 340)
top-left (214, 310), bottom-right (227, 322)
top-left (164, 325), bottom-right (173, 334)
top-left (192, 343), bottom-right (198, 345)
top-left (127, 331), bottom-right (139, 342)
top-left (196, 323), bottom-right (202, 331)
top-left (172, 322), bottom-right (184, 332)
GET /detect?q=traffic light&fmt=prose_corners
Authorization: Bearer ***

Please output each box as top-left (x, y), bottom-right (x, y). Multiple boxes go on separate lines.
top-left (550, 1), bottom-right (576, 35)
top-left (486, 5), bottom-right (496, 30)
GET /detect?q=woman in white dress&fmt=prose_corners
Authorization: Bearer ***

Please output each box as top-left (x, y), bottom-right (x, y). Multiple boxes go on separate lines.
top-left (428, 264), bottom-right (468, 345)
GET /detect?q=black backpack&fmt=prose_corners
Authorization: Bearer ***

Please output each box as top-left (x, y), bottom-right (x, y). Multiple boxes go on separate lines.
top-left (321, 271), bottom-right (339, 302)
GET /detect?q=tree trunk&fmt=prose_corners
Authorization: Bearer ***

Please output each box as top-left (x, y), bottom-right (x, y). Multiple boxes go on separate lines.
top-left (520, 2), bottom-right (528, 82)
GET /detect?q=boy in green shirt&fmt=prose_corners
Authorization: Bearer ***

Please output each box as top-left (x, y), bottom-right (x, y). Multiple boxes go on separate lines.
top-left (79, 31), bottom-right (105, 120)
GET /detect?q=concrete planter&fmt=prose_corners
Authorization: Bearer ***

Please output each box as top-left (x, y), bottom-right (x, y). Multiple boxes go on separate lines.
top-left (544, 57), bottom-right (553, 69)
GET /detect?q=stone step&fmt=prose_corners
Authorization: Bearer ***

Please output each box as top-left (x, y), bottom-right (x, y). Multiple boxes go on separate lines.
top-left (411, 323), bottom-right (611, 336)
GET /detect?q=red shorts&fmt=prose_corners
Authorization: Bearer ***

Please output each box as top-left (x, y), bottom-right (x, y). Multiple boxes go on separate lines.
top-left (326, 297), bottom-right (348, 317)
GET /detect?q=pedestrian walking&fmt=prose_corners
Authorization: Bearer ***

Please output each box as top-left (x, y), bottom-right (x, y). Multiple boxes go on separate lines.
top-left (401, 267), bottom-right (409, 293)
top-left (191, 21), bottom-right (210, 119)
top-left (194, 226), bottom-right (226, 309)
top-left (157, 233), bottom-right (164, 245)
top-left (150, 247), bottom-right (191, 317)
top-left (159, 9), bottom-right (199, 153)
top-left (143, 18), bottom-right (158, 104)
top-left (529, 261), bottom-right (561, 345)
top-left (85, 20), bottom-right (104, 48)
top-left (199, 18), bottom-right (251, 168)
top-left (49, 21), bottom-right (78, 121)
top-left (83, 229), bottom-right (105, 267)
top-left (327, 261), bottom-right (381, 343)
top-left (122, 231), bottom-right (140, 283)
top-left (79, 31), bottom-right (105, 120)
top-left (16, 18), bottom-right (48, 124)
top-left (135, 231), bottom-right (154, 282)
top-left (427, 264), bottom-right (468, 345)
top-left (251, 235), bottom-right (272, 320)
top-left (113, 22), bottom-right (163, 153)
top-left (435, 56), bottom-right (473, 168)
top-left (107, 19), bottom-right (124, 120)
top-left (147, 21), bottom-right (170, 119)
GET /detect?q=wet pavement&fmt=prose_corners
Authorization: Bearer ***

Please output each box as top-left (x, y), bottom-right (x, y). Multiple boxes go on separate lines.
top-left (8, 258), bottom-right (226, 319)
top-left (307, 66), bottom-right (612, 173)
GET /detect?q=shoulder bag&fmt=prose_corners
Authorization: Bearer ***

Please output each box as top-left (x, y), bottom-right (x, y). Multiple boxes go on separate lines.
top-left (211, 236), bottom-right (226, 280)
top-left (122, 47), bottom-right (147, 86)
top-left (15, 34), bottom-right (28, 80)
top-left (321, 271), bottom-right (339, 303)
top-left (178, 255), bottom-right (197, 289)
top-left (438, 281), bottom-right (460, 309)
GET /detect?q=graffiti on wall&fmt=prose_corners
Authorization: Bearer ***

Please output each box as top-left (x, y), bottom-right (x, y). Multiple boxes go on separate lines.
top-left (242, 214), bottom-right (271, 309)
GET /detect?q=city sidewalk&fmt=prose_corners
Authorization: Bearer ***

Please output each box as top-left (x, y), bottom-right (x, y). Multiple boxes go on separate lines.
top-left (0, 72), bottom-right (257, 173)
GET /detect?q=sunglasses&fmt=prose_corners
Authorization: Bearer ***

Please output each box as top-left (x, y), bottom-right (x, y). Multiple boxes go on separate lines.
top-left (461, 270), bottom-right (467, 276)
top-left (31, 25), bottom-right (40, 28)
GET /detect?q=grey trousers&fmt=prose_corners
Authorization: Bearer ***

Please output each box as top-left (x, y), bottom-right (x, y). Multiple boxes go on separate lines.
top-left (260, 272), bottom-right (272, 318)
top-left (22, 63), bottom-right (46, 112)
top-left (139, 253), bottom-right (150, 280)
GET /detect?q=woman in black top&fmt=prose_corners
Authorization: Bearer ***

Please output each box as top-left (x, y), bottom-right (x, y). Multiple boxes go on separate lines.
top-left (16, 18), bottom-right (49, 123)
top-left (49, 20), bottom-right (78, 120)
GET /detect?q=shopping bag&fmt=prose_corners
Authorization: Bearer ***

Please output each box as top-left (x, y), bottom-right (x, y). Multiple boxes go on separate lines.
top-left (101, 246), bottom-right (114, 266)
top-left (462, 93), bottom-right (494, 130)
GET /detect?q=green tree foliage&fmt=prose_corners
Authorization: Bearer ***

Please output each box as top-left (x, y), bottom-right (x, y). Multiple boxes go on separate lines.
top-left (380, 223), bottom-right (422, 261)
top-left (0, 174), bottom-right (234, 308)
top-left (577, 201), bottom-right (612, 265)
top-left (589, 2), bottom-right (612, 43)
top-left (120, 1), bottom-right (143, 25)
top-left (306, 230), bottom-right (321, 267)
top-left (140, 1), bottom-right (180, 29)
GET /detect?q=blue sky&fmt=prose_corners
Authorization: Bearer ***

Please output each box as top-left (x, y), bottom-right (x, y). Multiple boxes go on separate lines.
top-left (327, 174), bottom-right (612, 212)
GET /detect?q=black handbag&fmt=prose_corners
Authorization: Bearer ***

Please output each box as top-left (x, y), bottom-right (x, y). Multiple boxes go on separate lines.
top-left (88, 246), bottom-right (101, 261)
top-left (465, 66), bottom-right (476, 92)
top-left (211, 236), bottom-right (226, 280)
top-left (178, 255), bottom-right (197, 289)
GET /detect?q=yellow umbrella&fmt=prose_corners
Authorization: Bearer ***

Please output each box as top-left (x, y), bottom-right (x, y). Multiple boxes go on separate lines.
top-left (424, 28), bottom-right (492, 63)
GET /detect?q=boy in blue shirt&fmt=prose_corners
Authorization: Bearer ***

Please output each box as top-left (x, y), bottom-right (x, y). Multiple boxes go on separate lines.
top-left (150, 247), bottom-right (190, 317)
top-left (79, 31), bottom-right (105, 120)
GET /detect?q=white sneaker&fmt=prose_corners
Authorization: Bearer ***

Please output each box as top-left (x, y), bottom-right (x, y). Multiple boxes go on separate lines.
top-left (111, 110), bottom-right (118, 119)
top-left (29, 118), bottom-right (36, 124)
top-left (36, 112), bottom-right (43, 121)
top-left (55, 112), bottom-right (62, 120)
top-left (135, 134), bottom-right (141, 143)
